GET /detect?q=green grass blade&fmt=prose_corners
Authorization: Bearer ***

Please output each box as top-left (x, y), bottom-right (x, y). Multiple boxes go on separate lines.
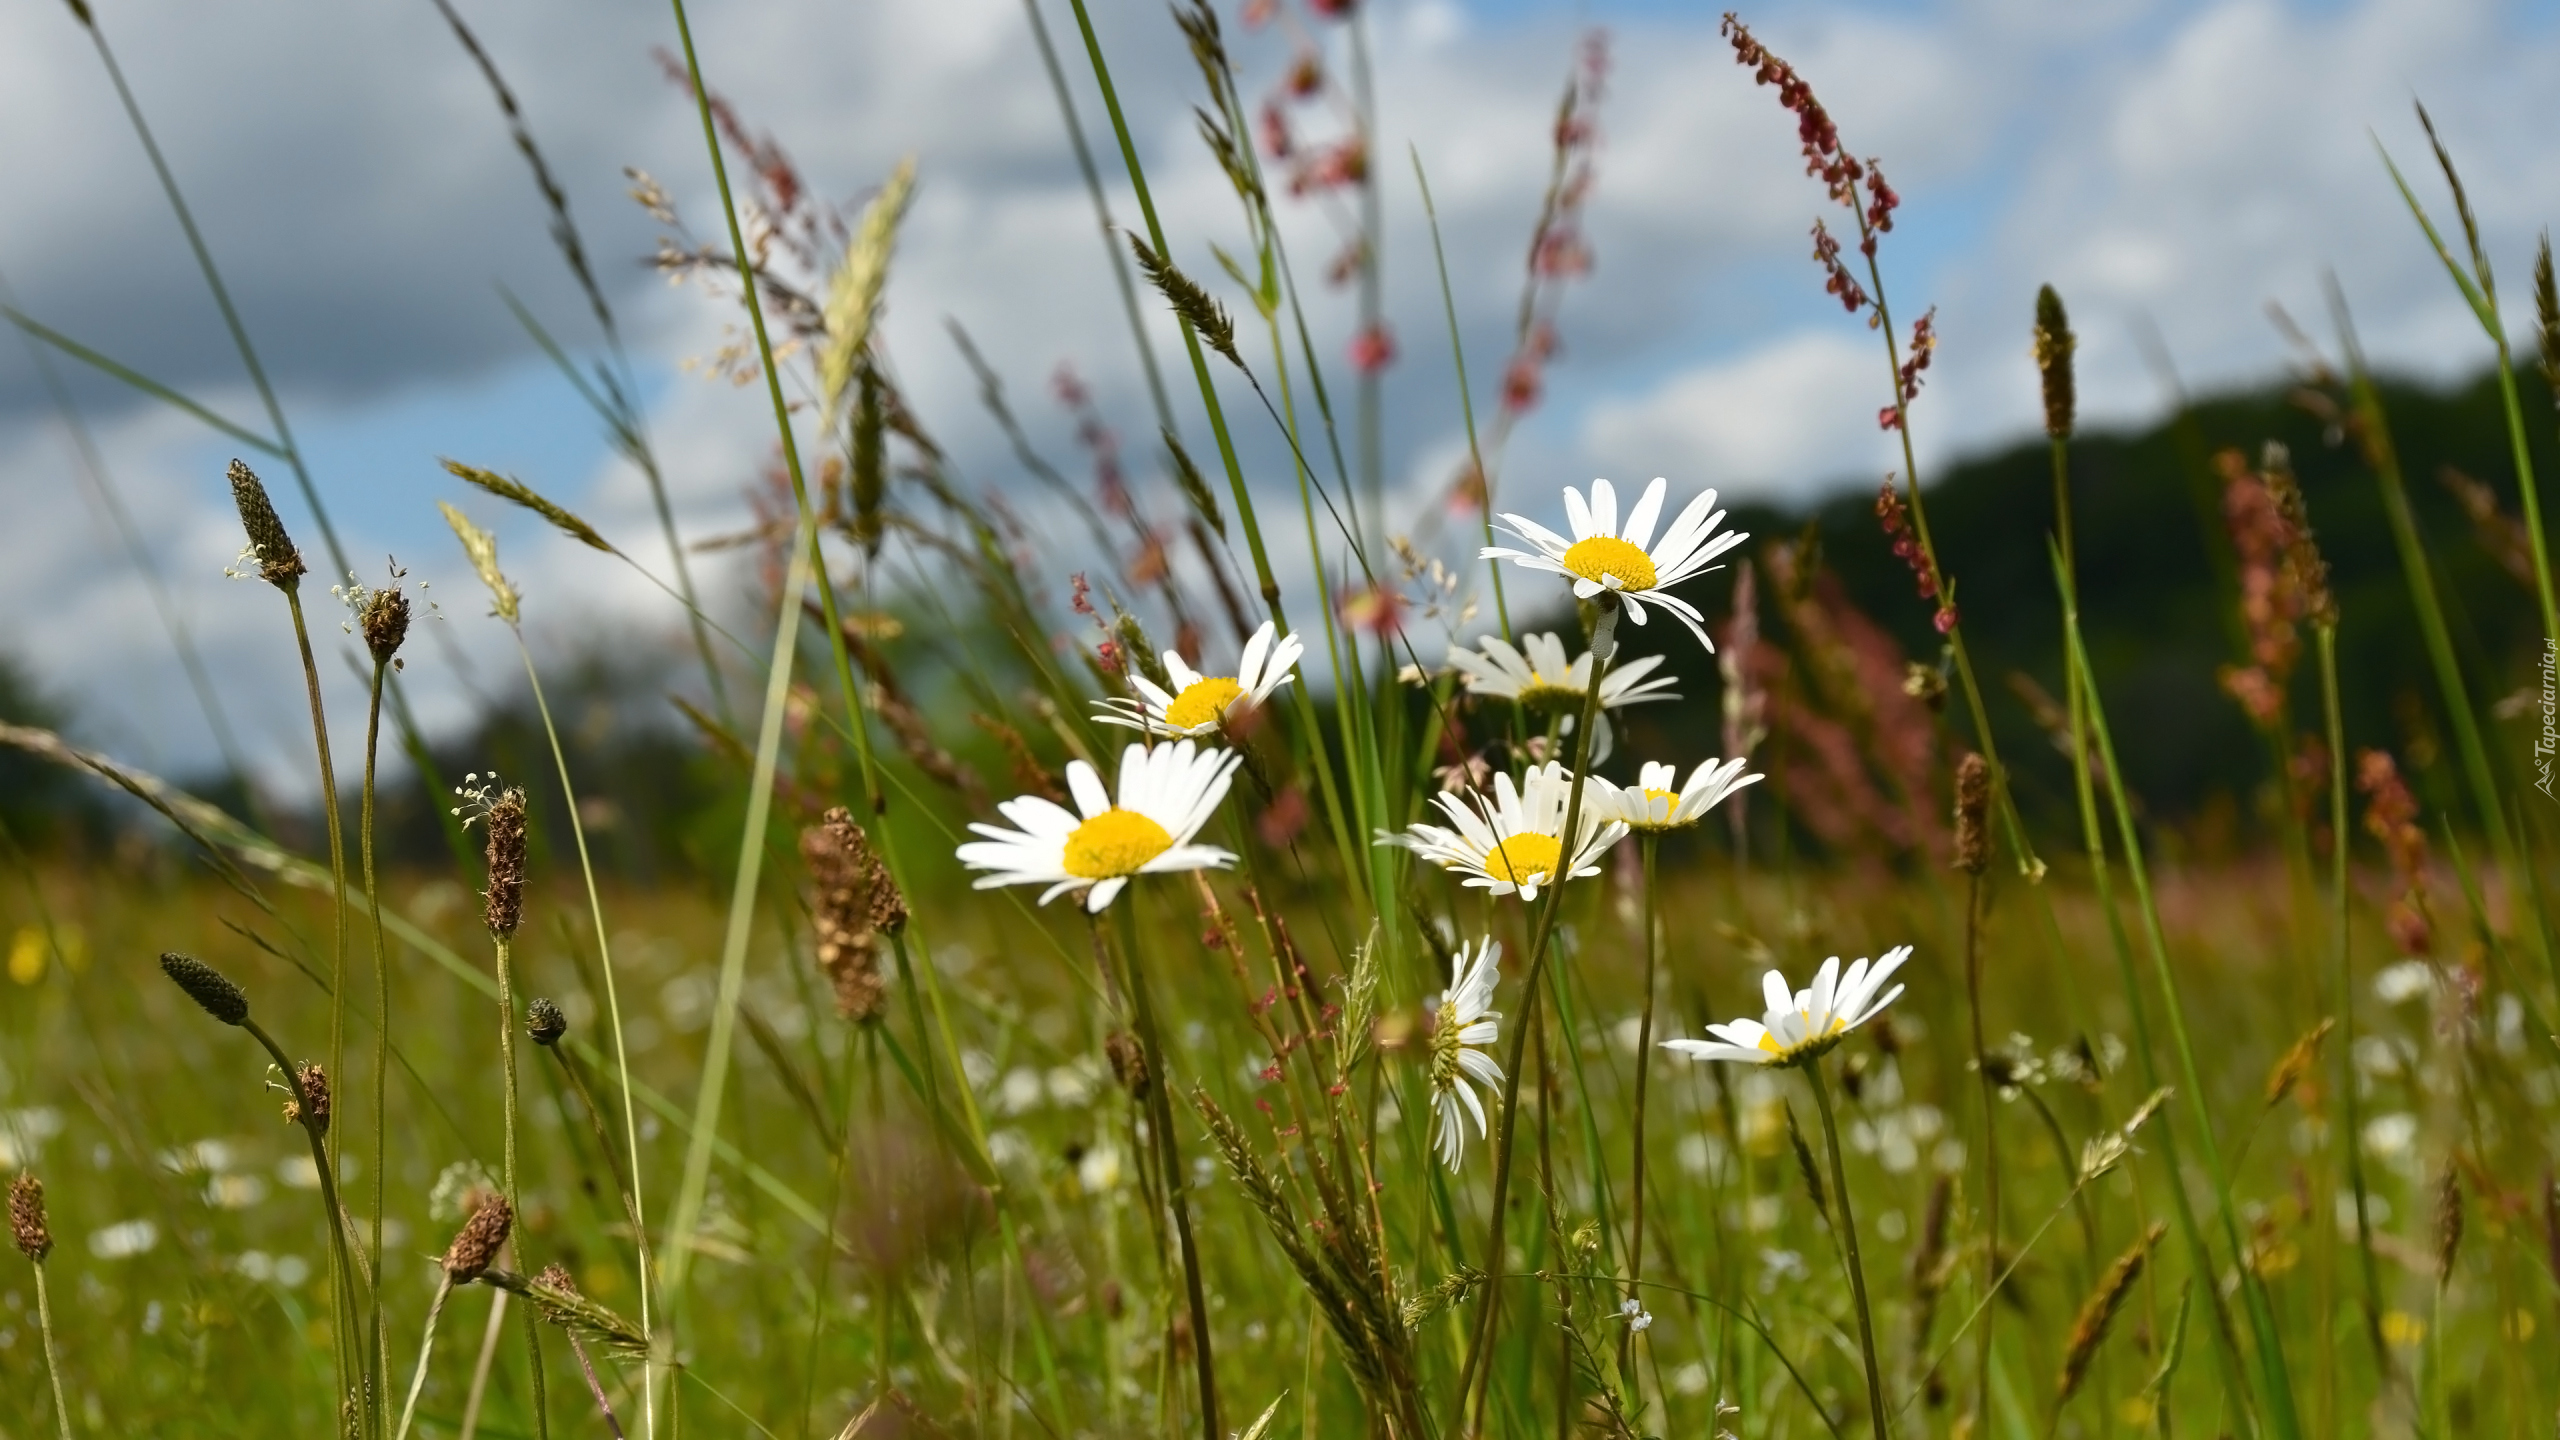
top-left (3, 308), bottom-right (285, 458)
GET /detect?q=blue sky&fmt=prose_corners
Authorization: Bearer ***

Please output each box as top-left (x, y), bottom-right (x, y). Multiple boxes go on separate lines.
top-left (2, 0), bottom-right (2554, 789)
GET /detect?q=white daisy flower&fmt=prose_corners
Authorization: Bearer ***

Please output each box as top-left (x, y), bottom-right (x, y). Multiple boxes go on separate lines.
top-left (1448, 631), bottom-right (1679, 764)
top-left (1378, 761), bottom-right (1628, 902)
top-left (1096, 620), bottom-right (1304, 737)
top-left (1661, 948), bottom-right (1912, 1069)
top-left (1427, 938), bottom-right (1505, 1169)
top-left (1594, 758), bottom-right (1763, 833)
top-left (1480, 477), bottom-right (1748, 649)
top-left (955, 740), bottom-right (1241, 913)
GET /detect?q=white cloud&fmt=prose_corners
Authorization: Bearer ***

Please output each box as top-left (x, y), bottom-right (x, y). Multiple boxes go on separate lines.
top-left (1579, 330), bottom-right (1882, 502)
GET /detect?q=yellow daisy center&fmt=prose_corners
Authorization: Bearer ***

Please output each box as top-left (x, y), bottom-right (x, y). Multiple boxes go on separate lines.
top-left (1560, 536), bottom-right (1658, 592)
top-left (1515, 679), bottom-right (1582, 714)
top-left (1754, 1013), bottom-right (1850, 1058)
top-left (1643, 786), bottom-right (1680, 808)
top-left (1163, 676), bottom-right (1244, 730)
top-left (1481, 832), bottom-right (1563, 888)
top-left (1062, 808), bottom-right (1175, 879)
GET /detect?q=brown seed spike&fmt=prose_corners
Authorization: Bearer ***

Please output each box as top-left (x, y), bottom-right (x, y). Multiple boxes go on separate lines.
top-left (2535, 234), bottom-right (2560, 401)
top-left (2033, 285), bottom-right (2076, 440)
top-left (526, 997), bottom-right (567, 1047)
top-left (801, 808), bottom-right (887, 1024)
top-left (287, 1062), bottom-right (332, 1138)
top-left (227, 459), bottom-right (306, 586)
top-left (358, 575), bottom-right (412, 666)
top-left (483, 788), bottom-right (528, 937)
top-left (442, 1194), bottom-right (515, 1283)
top-left (1952, 752), bottom-right (1990, 875)
top-left (160, 951), bottom-right (250, 1026)
top-left (2434, 1164), bottom-right (2464, 1284)
top-left (9, 1174), bottom-right (51, 1262)
top-left (2056, 1222), bottom-right (2165, 1406)
top-left (1104, 1029), bottom-right (1150, 1100)
top-left (537, 1261), bottom-right (579, 1295)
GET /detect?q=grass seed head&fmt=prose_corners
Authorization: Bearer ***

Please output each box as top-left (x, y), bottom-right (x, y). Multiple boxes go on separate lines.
top-left (2033, 284), bottom-right (2076, 439)
top-left (160, 951), bottom-right (249, 1026)
top-left (2056, 1221), bottom-right (2164, 1405)
top-left (527, 997), bottom-right (567, 1047)
top-left (802, 807), bottom-right (888, 1023)
top-left (483, 787), bottom-right (528, 937)
top-left (1953, 752), bottom-right (1990, 874)
top-left (2536, 234), bottom-right (2559, 401)
top-left (8, 1174), bottom-right (50, 1262)
top-left (226, 459), bottom-right (306, 587)
top-left (286, 1061), bottom-right (331, 1137)
top-left (355, 568), bottom-right (414, 665)
top-left (443, 1194), bottom-right (514, 1283)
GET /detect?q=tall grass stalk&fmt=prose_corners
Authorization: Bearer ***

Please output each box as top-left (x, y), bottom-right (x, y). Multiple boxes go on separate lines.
top-left (2377, 115), bottom-right (2560, 645)
top-left (393, 1275), bottom-right (456, 1440)
top-left (2059, 551), bottom-right (2303, 1440)
top-left (240, 1014), bottom-right (367, 1425)
top-left (32, 1264), bottom-right (70, 1440)
top-left (359, 652), bottom-right (394, 1434)
top-left (2325, 281), bottom-right (2530, 971)
top-left (2317, 623), bottom-right (2387, 1371)
top-left (1960, 859), bottom-right (1997, 1429)
top-left (489, 930), bottom-right (549, 1438)
top-left (1855, 233), bottom-right (2039, 880)
top-left (1412, 151), bottom-right (1511, 643)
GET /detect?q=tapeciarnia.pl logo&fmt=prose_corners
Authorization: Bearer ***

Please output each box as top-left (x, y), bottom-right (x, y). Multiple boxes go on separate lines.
top-left (2538, 637), bottom-right (2557, 801)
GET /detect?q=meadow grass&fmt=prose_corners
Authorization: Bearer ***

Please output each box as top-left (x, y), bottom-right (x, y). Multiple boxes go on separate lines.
top-left (5, 3), bottom-right (2560, 1438)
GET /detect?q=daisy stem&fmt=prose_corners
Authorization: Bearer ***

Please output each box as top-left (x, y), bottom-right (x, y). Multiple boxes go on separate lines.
top-left (1458, 599), bottom-right (1618, 1433)
top-left (1618, 834), bottom-right (1659, 1380)
top-left (1113, 909), bottom-right (1222, 1440)
top-left (1806, 1061), bottom-right (1890, 1440)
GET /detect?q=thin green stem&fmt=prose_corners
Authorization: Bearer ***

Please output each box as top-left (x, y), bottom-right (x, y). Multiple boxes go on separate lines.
top-left (245, 1016), bottom-right (364, 1423)
top-left (2052, 549), bottom-right (2260, 1429)
top-left (1963, 868), bottom-right (1997, 1431)
top-left (393, 1276), bottom-right (455, 1440)
top-left (1411, 149), bottom-right (1509, 643)
top-left (32, 1261), bottom-right (71, 1440)
top-left (1112, 910), bottom-right (1221, 1440)
top-left (2319, 624), bottom-right (2387, 1371)
top-left (1619, 834), bottom-right (1659, 1379)
top-left (492, 933), bottom-right (549, 1439)
top-left (1858, 233), bottom-right (2039, 880)
top-left (1458, 599), bottom-right (1618, 1431)
top-left (1807, 1062), bottom-right (1888, 1440)
top-left (512, 632), bottom-right (648, 1412)
top-left (2063, 555), bottom-right (2302, 1440)
top-left (361, 658), bottom-right (392, 1434)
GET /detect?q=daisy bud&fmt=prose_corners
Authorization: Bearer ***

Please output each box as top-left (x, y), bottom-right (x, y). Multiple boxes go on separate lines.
top-left (442, 1194), bottom-right (514, 1284)
top-left (228, 459), bottom-right (306, 587)
top-left (161, 951), bottom-right (249, 1026)
top-left (483, 788), bottom-right (528, 937)
top-left (2033, 285), bottom-right (2076, 441)
top-left (9, 1174), bottom-right (51, 1263)
top-left (1953, 753), bottom-right (1990, 875)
